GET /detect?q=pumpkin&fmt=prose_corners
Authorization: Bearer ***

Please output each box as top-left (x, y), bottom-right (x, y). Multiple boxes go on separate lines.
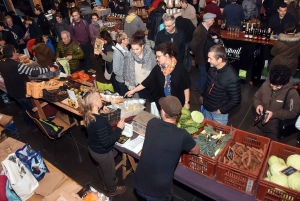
top-left (77, 71), bottom-right (84, 77)
top-left (71, 72), bottom-right (79, 79)
top-left (80, 73), bottom-right (90, 82)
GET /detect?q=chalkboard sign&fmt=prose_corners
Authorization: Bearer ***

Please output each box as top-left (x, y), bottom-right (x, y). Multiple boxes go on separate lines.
top-left (281, 166), bottom-right (298, 176)
top-left (227, 146), bottom-right (234, 160)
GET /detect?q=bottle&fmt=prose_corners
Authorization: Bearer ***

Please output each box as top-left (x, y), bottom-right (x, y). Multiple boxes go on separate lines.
top-left (262, 30), bottom-right (266, 40)
top-left (248, 28), bottom-right (253, 39)
top-left (244, 28), bottom-right (249, 38)
top-left (266, 29), bottom-right (271, 41)
top-left (242, 20), bottom-right (246, 33)
top-left (253, 29), bottom-right (258, 40)
top-left (258, 29), bottom-right (262, 40)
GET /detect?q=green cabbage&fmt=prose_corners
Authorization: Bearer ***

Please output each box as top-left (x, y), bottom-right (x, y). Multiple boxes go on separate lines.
top-left (270, 163), bottom-right (288, 176)
top-left (181, 107), bottom-right (191, 116)
top-left (185, 127), bottom-right (199, 134)
top-left (264, 177), bottom-right (271, 181)
top-left (268, 155), bottom-right (285, 166)
top-left (286, 154), bottom-right (300, 170)
top-left (270, 175), bottom-right (289, 188)
top-left (191, 111), bottom-right (204, 123)
top-left (288, 172), bottom-right (300, 191)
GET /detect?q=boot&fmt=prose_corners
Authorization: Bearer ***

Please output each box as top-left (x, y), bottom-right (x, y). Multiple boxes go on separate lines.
top-left (109, 186), bottom-right (127, 196)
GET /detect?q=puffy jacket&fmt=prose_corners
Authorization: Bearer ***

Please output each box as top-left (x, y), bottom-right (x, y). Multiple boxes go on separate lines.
top-left (242, 0), bottom-right (258, 20)
top-left (253, 79), bottom-right (300, 135)
top-left (32, 43), bottom-right (54, 67)
top-left (269, 33), bottom-right (300, 76)
top-left (56, 41), bottom-right (85, 70)
top-left (147, 7), bottom-right (165, 41)
top-left (204, 63), bottom-right (242, 114)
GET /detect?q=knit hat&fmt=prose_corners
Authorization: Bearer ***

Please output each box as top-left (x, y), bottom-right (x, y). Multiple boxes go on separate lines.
top-left (203, 13), bottom-right (216, 22)
top-left (159, 96), bottom-right (182, 116)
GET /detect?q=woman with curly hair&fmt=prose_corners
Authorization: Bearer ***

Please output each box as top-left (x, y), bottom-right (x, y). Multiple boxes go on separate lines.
top-left (78, 88), bottom-right (126, 196)
top-left (125, 41), bottom-right (191, 110)
top-left (253, 65), bottom-right (300, 140)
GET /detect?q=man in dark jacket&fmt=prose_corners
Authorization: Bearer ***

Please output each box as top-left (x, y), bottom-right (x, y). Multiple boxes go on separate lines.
top-left (115, 2), bottom-right (128, 15)
top-left (204, 0), bottom-right (221, 23)
top-left (0, 45), bottom-right (55, 129)
top-left (155, 13), bottom-right (185, 63)
top-left (5, 15), bottom-right (25, 53)
top-left (203, 45), bottom-right (241, 125)
top-left (221, 0), bottom-right (245, 28)
top-left (263, 0), bottom-right (284, 21)
top-left (147, 1), bottom-right (166, 41)
top-left (268, 3), bottom-right (296, 35)
top-left (175, 16), bottom-right (195, 72)
top-left (7, 11), bottom-right (26, 32)
top-left (0, 22), bottom-right (18, 49)
top-left (190, 13), bottom-right (215, 96)
top-left (34, 6), bottom-right (51, 35)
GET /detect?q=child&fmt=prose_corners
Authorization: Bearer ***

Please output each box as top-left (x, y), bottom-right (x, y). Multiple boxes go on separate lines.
top-left (42, 35), bottom-right (55, 54)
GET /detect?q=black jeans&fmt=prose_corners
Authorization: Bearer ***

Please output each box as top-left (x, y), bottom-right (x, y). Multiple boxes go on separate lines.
top-left (15, 98), bottom-right (36, 128)
top-left (88, 147), bottom-right (117, 193)
top-left (79, 41), bottom-right (92, 72)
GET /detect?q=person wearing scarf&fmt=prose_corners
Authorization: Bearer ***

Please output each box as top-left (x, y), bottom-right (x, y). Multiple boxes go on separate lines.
top-left (123, 30), bottom-right (156, 100)
top-left (89, 13), bottom-right (103, 47)
top-left (125, 41), bottom-right (191, 110)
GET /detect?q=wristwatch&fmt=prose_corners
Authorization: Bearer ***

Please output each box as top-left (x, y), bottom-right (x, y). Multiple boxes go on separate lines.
top-left (185, 101), bottom-right (190, 104)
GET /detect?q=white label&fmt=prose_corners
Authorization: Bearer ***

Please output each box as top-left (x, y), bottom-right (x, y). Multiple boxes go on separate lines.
top-left (246, 179), bottom-right (254, 193)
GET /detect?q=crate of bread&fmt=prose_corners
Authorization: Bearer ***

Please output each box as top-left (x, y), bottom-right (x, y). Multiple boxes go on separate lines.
top-left (26, 79), bottom-right (64, 98)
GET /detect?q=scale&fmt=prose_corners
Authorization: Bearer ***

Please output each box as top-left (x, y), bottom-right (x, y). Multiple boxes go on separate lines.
top-left (132, 121), bottom-right (147, 136)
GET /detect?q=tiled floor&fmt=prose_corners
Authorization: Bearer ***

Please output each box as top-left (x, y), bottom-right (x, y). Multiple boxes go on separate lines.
top-left (1, 56), bottom-right (299, 201)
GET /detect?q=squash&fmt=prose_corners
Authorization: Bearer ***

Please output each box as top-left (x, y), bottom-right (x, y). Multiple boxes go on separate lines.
top-left (80, 73), bottom-right (90, 82)
top-left (77, 71), bottom-right (84, 77)
top-left (71, 72), bottom-right (79, 79)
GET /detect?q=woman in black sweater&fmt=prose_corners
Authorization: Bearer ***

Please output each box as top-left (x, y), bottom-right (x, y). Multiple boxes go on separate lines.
top-left (125, 42), bottom-right (191, 111)
top-left (79, 89), bottom-right (126, 196)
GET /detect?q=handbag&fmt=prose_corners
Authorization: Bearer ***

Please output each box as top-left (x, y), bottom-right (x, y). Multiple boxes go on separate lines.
top-left (277, 88), bottom-right (299, 139)
top-left (15, 144), bottom-right (49, 181)
top-left (1, 153), bottom-right (39, 201)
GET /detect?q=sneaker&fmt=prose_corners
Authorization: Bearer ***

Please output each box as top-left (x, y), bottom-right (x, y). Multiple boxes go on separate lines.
top-left (199, 95), bottom-right (203, 105)
top-left (109, 186), bottom-right (126, 197)
top-left (103, 178), bottom-right (119, 191)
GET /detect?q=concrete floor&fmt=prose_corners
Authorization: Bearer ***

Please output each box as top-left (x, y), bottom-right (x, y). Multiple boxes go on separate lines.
top-left (1, 56), bottom-right (299, 201)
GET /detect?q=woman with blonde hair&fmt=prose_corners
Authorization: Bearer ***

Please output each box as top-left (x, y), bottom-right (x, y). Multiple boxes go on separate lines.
top-left (113, 30), bottom-right (129, 96)
top-left (78, 88), bottom-right (126, 197)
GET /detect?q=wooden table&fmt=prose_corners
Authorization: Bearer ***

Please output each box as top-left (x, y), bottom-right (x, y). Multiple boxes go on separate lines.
top-left (221, 30), bottom-right (276, 46)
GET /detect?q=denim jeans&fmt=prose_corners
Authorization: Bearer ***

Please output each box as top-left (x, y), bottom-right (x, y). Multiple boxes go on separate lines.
top-left (184, 42), bottom-right (192, 72)
top-left (194, 65), bottom-right (207, 93)
top-left (79, 41), bottom-right (92, 71)
top-left (136, 190), bottom-right (173, 201)
top-left (202, 106), bottom-right (228, 125)
top-left (15, 98), bottom-right (36, 128)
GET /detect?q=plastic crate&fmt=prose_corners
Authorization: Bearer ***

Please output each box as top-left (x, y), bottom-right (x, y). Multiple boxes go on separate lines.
top-left (256, 141), bottom-right (300, 201)
top-left (216, 130), bottom-right (271, 195)
top-left (102, 108), bottom-right (121, 123)
top-left (42, 88), bottom-right (69, 102)
top-left (180, 119), bottom-right (236, 179)
top-left (26, 81), bottom-right (64, 98)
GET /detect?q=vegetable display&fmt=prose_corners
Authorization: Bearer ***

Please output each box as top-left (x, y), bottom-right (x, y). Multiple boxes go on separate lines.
top-left (223, 142), bottom-right (266, 173)
top-left (264, 154), bottom-right (300, 191)
top-left (177, 108), bottom-right (204, 134)
top-left (194, 125), bottom-right (233, 158)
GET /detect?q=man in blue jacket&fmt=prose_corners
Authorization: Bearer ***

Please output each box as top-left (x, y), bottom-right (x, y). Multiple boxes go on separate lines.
top-left (221, 0), bottom-right (245, 28)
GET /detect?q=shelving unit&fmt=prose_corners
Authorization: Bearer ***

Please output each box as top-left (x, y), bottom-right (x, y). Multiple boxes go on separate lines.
top-left (131, 0), bottom-right (147, 18)
top-left (164, 0), bottom-right (181, 15)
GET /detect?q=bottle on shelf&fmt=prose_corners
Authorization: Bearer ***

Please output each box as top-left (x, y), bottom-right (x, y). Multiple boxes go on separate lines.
top-left (266, 29), bottom-right (271, 41)
top-left (262, 29), bottom-right (266, 40)
top-left (257, 29), bottom-right (262, 40)
top-left (248, 28), bottom-right (253, 39)
top-left (253, 29), bottom-right (258, 40)
top-left (242, 20), bottom-right (246, 33)
top-left (244, 28), bottom-right (249, 38)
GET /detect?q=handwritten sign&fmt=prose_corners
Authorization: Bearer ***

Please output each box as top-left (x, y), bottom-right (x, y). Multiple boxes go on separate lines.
top-left (281, 166), bottom-right (298, 177)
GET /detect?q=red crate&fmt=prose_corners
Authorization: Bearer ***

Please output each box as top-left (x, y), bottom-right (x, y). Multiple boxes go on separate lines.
top-left (180, 119), bottom-right (236, 179)
top-left (216, 129), bottom-right (271, 195)
top-left (256, 141), bottom-right (300, 201)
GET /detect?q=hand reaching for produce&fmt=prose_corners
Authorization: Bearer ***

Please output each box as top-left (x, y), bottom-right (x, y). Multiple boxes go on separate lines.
top-left (49, 67), bottom-right (56, 72)
top-left (256, 105), bottom-right (263, 114)
top-left (264, 110), bottom-right (273, 123)
top-left (65, 55), bottom-right (72, 60)
top-left (124, 90), bottom-right (134, 97)
top-left (184, 103), bottom-right (190, 110)
top-left (117, 118), bottom-right (125, 130)
top-left (101, 106), bottom-right (110, 114)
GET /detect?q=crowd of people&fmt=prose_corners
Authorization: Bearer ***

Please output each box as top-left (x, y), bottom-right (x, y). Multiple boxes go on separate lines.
top-left (0, 0), bottom-right (300, 200)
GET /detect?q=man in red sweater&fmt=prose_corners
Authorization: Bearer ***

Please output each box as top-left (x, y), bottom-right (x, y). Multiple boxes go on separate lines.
top-left (204, 0), bottom-right (221, 23)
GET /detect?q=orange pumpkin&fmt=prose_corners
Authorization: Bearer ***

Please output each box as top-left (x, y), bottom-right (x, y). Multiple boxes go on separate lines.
top-left (71, 72), bottom-right (79, 79)
top-left (77, 71), bottom-right (84, 77)
top-left (80, 73), bottom-right (90, 82)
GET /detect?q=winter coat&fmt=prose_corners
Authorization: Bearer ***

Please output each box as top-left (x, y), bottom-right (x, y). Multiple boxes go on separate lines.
top-left (190, 23), bottom-right (208, 66)
top-left (54, 21), bottom-right (70, 40)
top-left (242, 0), bottom-right (258, 20)
top-left (204, 62), bottom-right (242, 114)
top-left (37, 12), bottom-right (50, 35)
top-left (175, 16), bottom-right (196, 43)
top-left (269, 33), bottom-right (300, 76)
top-left (32, 43), bottom-right (54, 67)
top-left (89, 22), bottom-right (100, 46)
top-left (253, 79), bottom-right (300, 136)
top-left (221, 3), bottom-right (245, 27)
top-left (124, 14), bottom-right (146, 39)
top-left (155, 28), bottom-right (185, 63)
top-left (147, 7), bottom-right (165, 41)
top-left (56, 41), bottom-right (85, 70)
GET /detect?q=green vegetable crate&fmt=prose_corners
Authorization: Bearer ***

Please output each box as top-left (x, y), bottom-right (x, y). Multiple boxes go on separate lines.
top-left (216, 130), bottom-right (271, 196)
top-left (180, 119), bottom-right (236, 179)
top-left (256, 141), bottom-right (300, 201)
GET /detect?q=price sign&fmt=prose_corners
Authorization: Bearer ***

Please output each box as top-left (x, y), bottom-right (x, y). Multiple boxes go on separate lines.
top-left (281, 166), bottom-right (298, 177)
top-left (227, 146), bottom-right (234, 161)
